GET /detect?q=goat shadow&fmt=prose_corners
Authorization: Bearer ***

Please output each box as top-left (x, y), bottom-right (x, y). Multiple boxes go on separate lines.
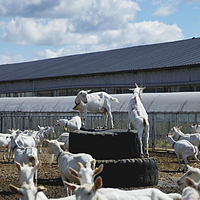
top-left (0, 190), bottom-right (14, 197)
top-left (38, 177), bottom-right (63, 186)
top-left (161, 170), bottom-right (183, 173)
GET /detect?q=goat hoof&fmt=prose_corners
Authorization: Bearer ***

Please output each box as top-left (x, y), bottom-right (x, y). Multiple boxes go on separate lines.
top-left (145, 153), bottom-right (149, 158)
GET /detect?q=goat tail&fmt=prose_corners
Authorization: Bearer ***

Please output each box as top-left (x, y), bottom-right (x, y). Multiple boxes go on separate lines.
top-left (110, 96), bottom-right (119, 103)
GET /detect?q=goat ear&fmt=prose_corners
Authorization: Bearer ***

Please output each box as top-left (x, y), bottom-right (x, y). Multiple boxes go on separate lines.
top-left (185, 177), bottom-right (196, 189)
top-left (94, 164), bottom-right (104, 177)
top-left (135, 83), bottom-right (138, 88)
top-left (86, 90), bottom-right (91, 93)
top-left (15, 161), bottom-right (22, 171)
top-left (63, 181), bottom-right (77, 191)
top-left (68, 167), bottom-right (78, 178)
top-left (129, 88), bottom-right (134, 91)
top-left (33, 161), bottom-right (41, 172)
top-left (9, 184), bottom-right (21, 194)
top-left (93, 177), bottom-right (102, 191)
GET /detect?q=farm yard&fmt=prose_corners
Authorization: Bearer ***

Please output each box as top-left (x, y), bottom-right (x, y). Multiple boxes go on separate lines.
top-left (0, 147), bottom-right (198, 199)
top-left (1, 92), bottom-right (200, 199)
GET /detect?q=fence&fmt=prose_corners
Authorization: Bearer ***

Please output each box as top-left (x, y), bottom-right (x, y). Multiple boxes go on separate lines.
top-left (1, 111), bottom-right (200, 150)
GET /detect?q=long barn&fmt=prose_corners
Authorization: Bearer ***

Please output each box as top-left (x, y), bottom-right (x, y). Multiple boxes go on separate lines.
top-left (0, 37), bottom-right (200, 97)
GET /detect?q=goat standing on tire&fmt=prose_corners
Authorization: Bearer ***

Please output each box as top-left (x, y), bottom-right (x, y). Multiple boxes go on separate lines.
top-left (73, 90), bottom-right (119, 129)
top-left (128, 83), bottom-right (149, 158)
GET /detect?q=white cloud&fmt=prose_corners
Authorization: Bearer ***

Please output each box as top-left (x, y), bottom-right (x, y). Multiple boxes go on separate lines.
top-left (35, 45), bottom-right (85, 59)
top-left (0, 52), bottom-right (25, 65)
top-left (1, 17), bottom-right (100, 46)
top-left (152, 0), bottom-right (179, 17)
top-left (0, 0), bottom-right (186, 64)
top-left (99, 20), bottom-right (184, 48)
top-left (34, 20), bottom-right (184, 60)
top-left (152, 5), bottom-right (177, 16)
top-left (0, 0), bottom-right (140, 25)
top-left (0, 0), bottom-right (141, 46)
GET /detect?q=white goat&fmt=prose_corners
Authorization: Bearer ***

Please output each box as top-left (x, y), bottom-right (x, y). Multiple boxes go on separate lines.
top-left (10, 133), bottom-right (39, 183)
top-left (48, 162), bottom-right (103, 200)
top-left (0, 132), bottom-right (12, 138)
top-left (181, 186), bottom-right (199, 200)
top-left (49, 132), bottom-right (69, 164)
top-left (15, 161), bottom-right (41, 185)
top-left (73, 90), bottom-right (119, 129)
top-left (19, 126), bottom-right (55, 153)
top-left (170, 126), bottom-right (200, 150)
top-left (177, 165), bottom-right (200, 186)
top-left (167, 134), bottom-right (200, 171)
top-left (56, 116), bottom-right (81, 132)
top-left (0, 136), bottom-right (11, 160)
top-left (64, 176), bottom-right (182, 200)
top-left (46, 139), bottom-right (95, 196)
top-left (15, 132), bottom-right (36, 148)
top-left (128, 83), bottom-right (149, 157)
top-left (36, 126), bottom-right (55, 153)
top-left (69, 161), bottom-right (103, 185)
top-left (182, 177), bottom-right (200, 199)
top-left (9, 181), bottom-right (48, 200)
top-left (190, 123), bottom-right (200, 133)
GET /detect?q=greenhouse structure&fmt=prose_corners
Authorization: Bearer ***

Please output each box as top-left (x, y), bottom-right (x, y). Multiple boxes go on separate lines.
top-left (0, 92), bottom-right (200, 150)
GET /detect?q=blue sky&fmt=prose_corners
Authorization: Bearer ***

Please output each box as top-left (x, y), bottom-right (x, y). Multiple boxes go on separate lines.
top-left (0, 0), bottom-right (200, 65)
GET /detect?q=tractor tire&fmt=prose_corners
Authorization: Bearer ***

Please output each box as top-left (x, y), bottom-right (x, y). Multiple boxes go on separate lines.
top-left (96, 158), bottom-right (158, 188)
top-left (69, 129), bottom-right (140, 159)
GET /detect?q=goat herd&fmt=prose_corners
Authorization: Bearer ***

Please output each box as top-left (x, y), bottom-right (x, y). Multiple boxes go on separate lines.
top-left (1, 84), bottom-right (200, 199)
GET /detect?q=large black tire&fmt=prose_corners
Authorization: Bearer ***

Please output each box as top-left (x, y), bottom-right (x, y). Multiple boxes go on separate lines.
top-left (69, 129), bottom-right (140, 159)
top-left (96, 158), bottom-right (158, 188)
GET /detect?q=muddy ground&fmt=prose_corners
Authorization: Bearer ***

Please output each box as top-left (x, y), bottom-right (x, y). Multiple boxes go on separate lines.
top-left (0, 148), bottom-right (198, 199)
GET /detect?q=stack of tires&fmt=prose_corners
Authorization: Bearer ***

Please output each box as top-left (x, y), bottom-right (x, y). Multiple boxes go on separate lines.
top-left (69, 129), bottom-right (158, 188)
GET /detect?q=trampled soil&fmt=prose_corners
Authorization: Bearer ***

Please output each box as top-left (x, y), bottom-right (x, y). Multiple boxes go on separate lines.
top-left (0, 148), bottom-right (197, 199)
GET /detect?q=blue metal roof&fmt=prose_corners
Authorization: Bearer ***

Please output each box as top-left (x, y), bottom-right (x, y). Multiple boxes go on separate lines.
top-left (0, 37), bottom-right (200, 82)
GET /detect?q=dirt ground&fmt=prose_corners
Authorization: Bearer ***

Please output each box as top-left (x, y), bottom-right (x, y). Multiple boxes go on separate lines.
top-left (0, 148), bottom-right (198, 200)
